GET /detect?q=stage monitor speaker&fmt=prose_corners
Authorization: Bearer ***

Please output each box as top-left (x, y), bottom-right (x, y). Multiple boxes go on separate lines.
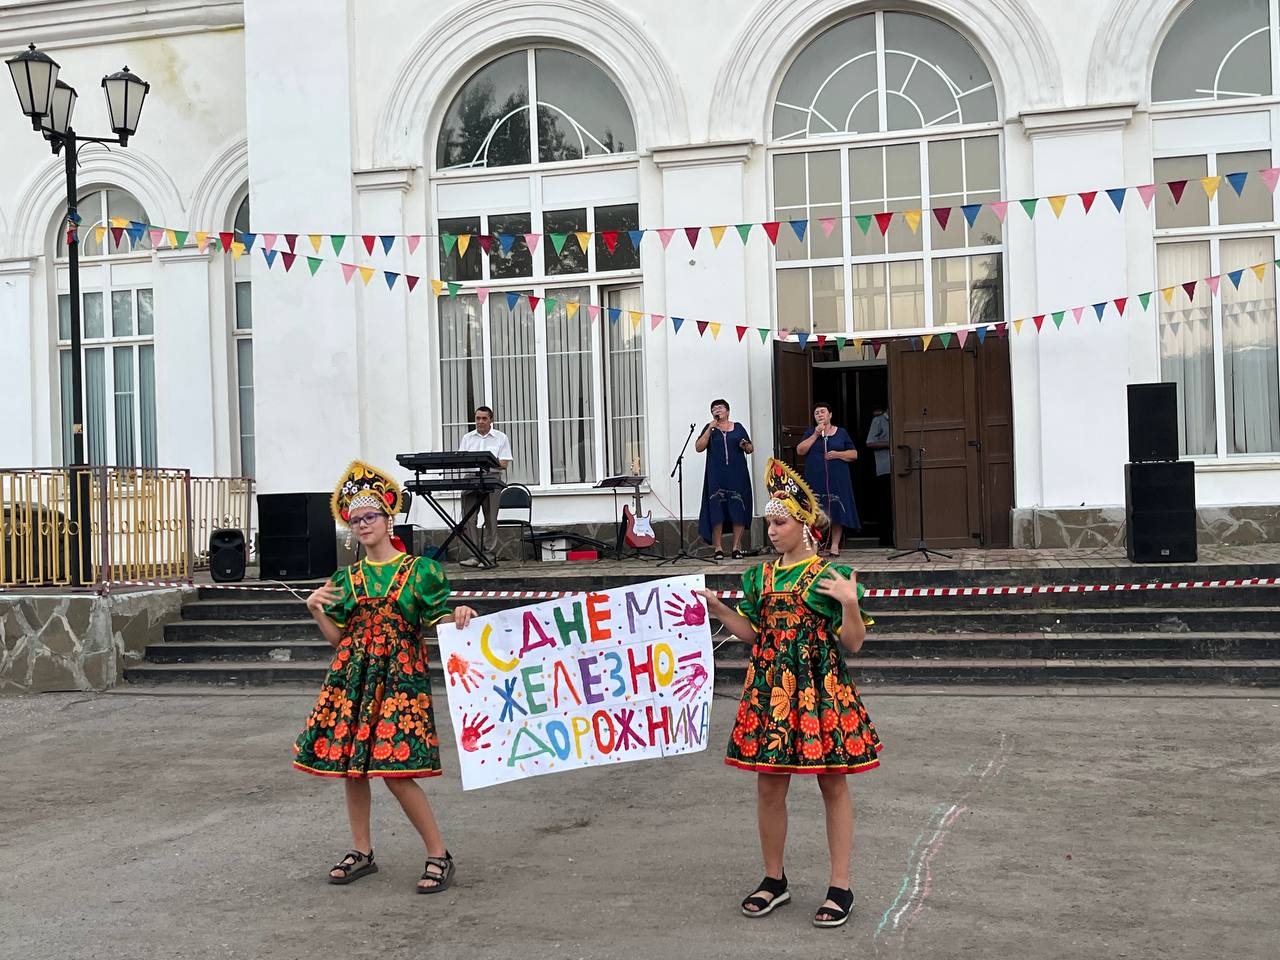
top-left (258, 492), bottom-right (337, 580)
top-left (209, 528), bottom-right (246, 583)
top-left (1125, 461), bottom-right (1197, 563)
top-left (1127, 382), bottom-right (1179, 462)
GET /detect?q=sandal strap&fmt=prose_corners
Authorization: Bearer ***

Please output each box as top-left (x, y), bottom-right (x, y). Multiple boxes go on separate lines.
top-left (423, 854), bottom-right (453, 875)
top-left (749, 874), bottom-right (787, 898)
top-left (818, 886), bottom-right (854, 917)
top-left (332, 849), bottom-right (373, 873)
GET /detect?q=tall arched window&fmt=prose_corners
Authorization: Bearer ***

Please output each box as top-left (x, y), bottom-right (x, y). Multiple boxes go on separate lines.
top-left (1151, 0), bottom-right (1280, 458)
top-left (54, 188), bottom-right (157, 466)
top-left (769, 12), bottom-right (1004, 337)
top-left (432, 48), bottom-right (645, 487)
top-left (231, 195), bottom-right (255, 477)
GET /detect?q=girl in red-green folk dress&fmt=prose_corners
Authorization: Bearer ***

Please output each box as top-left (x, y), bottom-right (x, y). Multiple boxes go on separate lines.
top-left (293, 461), bottom-right (477, 894)
top-left (700, 458), bottom-right (880, 930)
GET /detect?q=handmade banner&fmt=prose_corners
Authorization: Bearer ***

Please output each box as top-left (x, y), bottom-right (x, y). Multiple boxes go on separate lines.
top-left (436, 575), bottom-right (714, 790)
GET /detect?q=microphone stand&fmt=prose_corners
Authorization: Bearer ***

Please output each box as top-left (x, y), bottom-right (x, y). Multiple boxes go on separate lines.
top-left (660, 422), bottom-right (714, 566)
top-left (890, 407), bottom-right (951, 562)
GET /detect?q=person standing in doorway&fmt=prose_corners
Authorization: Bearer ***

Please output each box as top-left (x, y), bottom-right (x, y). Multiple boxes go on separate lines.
top-left (696, 398), bottom-right (754, 560)
top-left (458, 406), bottom-right (512, 567)
top-left (866, 403), bottom-right (892, 547)
top-left (797, 402), bottom-right (860, 555)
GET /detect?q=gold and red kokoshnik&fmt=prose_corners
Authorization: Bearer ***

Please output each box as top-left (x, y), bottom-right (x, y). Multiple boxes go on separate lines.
top-left (726, 557), bottom-right (882, 775)
top-left (293, 556), bottom-right (442, 779)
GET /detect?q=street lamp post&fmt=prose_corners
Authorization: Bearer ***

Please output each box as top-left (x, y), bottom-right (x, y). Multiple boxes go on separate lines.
top-left (6, 44), bottom-right (149, 585)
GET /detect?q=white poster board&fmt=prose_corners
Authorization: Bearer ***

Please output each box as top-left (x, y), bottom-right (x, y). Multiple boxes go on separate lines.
top-left (436, 575), bottom-right (714, 790)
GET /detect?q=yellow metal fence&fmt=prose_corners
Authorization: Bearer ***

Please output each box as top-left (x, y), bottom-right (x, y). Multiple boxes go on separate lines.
top-left (0, 467), bottom-right (254, 588)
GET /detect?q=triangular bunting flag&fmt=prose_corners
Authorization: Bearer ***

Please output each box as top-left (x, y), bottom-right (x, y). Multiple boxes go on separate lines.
top-left (343, 264), bottom-right (359, 285)
top-left (650, 313), bottom-right (665, 331)
top-left (627, 230), bottom-right (644, 250)
top-left (1052, 311), bottom-right (1065, 329)
top-left (308, 234), bottom-right (322, 253)
top-left (543, 298), bottom-right (558, 316)
top-left (406, 276), bottom-right (420, 292)
top-left (1048, 195), bottom-right (1068, 218)
top-left (147, 227), bottom-right (164, 247)
top-left (498, 234), bottom-right (517, 255)
top-left (195, 231), bottom-right (209, 253)
top-left (735, 224), bottom-right (753, 244)
top-left (837, 337), bottom-right (847, 350)
top-left (282, 234), bottom-right (297, 252)
top-left (1032, 314), bottom-right (1045, 331)
top-left (1106, 188), bottom-right (1127, 212)
top-left (566, 302), bottom-right (579, 319)
top-left (685, 226), bottom-right (701, 248)
top-left (588, 304), bottom-right (602, 321)
top-left (262, 233), bottom-right (278, 253)
top-left (816, 335), bottom-right (827, 349)
top-left (477, 235), bottom-right (493, 255)
top-left (758, 328), bottom-right (770, 344)
top-left (1181, 280), bottom-right (1198, 301)
top-left (1206, 276), bottom-right (1221, 295)
top-left (173, 230), bottom-right (189, 249)
top-left (939, 332), bottom-right (952, 348)
top-left (457, 235), bottom-right (471, 257)
top-left (873, 212), bottom-right (894, 235)
top-left (1161, 287), bottom-right (1175, 305)
top-left (933, 207), bottom-right (952, 230)
top-left (630, 312), bottom-right (642, 331)
top-left (95, 225), bottom-right (107, 245)
top-left (995, 323), bottom-right (1008, 338)
top-left (1020, 198), bottom-right (1038, 219)
top-left (241, 233), bottom-right (257, 253)
top-left (1137, 184), bottom-right (1158, 208)
top-left (976, 326), bottom-right (987, 343)
top-left (361, 235), bottom-right (376, 255)
top-left (797, 332), bottom-right (810, 349)
top-left (1167, 180), bottom-right (1188, 204)
top-left (219, 231), bottom-right (235, 251)
top-left (762, 222), bottom-right (782, 244)
top-left (1260, 168), bottom-right (1280, 192)
top-left (921, 334), bottom-right (934, 350)
top-left (1200, 175), bottom-right (1221, 200)
top-left (575, 232), bottom-right (591, 253)
top-left (709, 225), bottom-right (727, 248)
top-left (307, 257), bottom-right (322, 275)
top-left (1226, 171), bottom-right (1248, 197)
top-left (736, 325), bottom-right (748, 342)
top-left (855, 214), bottom-right (872, 235)
top-left (1228, 269), bottom-right (1244, 288)
top-left (1092, 302), bottom-right (1106, 320)
top-left (358, 266), bottom-right (376, 286)
top-left (330, 235), bottom-right (346, 256)
top-left (601, 231), bottom-right (620, 254)
top-left (961, 204), bottom-right (982, 227)
top-left (956, 329), bottom-right (969, 347)
top-left (818, 218), bottom-right (836, 238)
top-left (608, 307), bottom-right (621, 324)
top-left (506, 292), bottom-right (520, 309)
top-left (230, 241), bottom-right (245, 260)
top-left (380, 236), bottom-right (395, 255)
top-left (110, 226), bottom-right (126, 247)
top-left (990, 201), bottom-right (1009, 222)
top-left (657, 229), bottom-right (676, 249)
top-left (1138, 292), bottom-right (1151, 311)
top-left (696, 320), bottom-right (709, 336)
top-left (1079, 191), bottom-right (1097, 213)
top-left (1251, 263), bottom-right (1268, 282)
top-left (1013, 321), bottom-right (1025, 335)
top-left (550, 233), bottom-right (568, 255)
top-left (709, 323), bottom-right (721, 339)
top-left (789, 220), bottom-right (808, 242)
top-left (407, 235), bottom-right (422, 255)
top-left (476, 287), bottom-right (489, 304)
top-left (442, 234), bottom-right (457, 256)
top-left (673, 317), bottom-right (686, 334)
top-left (1114, 297), bottom-right (1127, 315)
top-left (281, 252), bottom-right (296, 272)
top-left (903, 210), bottom-right (921, 234)
top-left (1072, 306), bottom-right (1085, 323)
top-left (527, 295), bottom-right (541, 312)
top-left (383, 271), bottom-right (397, 289)
top-left (524, 233), bottom-right (541, 254)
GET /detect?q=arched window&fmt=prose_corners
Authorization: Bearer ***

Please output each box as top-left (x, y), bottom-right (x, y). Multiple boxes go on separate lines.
top-left (432, 48), bottom-right (645, 487)
top-left (1151, 0), bottom-right (1280, 457)
top-left (1152, 0), bottom-right (1271, 104)
top-left (770, 12), bottom-right (1003, 337)
top-left (54, 188), bottom-right (157, 466)
top-left (231, 195), bottom-right (255, 477)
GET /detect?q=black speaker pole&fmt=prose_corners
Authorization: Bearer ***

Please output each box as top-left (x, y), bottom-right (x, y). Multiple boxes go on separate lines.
top-left (889, 407), bottom-right (951, 562)
top-left (660, 422), bottom-right (715, 567)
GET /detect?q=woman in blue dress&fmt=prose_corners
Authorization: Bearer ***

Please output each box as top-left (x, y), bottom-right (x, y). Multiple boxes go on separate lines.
top-left (796, 401), bottom-right (860, 555)
top-left (697, 398), bottom-right (754, 559)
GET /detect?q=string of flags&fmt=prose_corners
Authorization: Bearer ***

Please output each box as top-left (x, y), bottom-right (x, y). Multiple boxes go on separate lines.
top-left (223, 242), bottom-right (1280, 353)
top-left (86, 163), bottom-right (1280, 257)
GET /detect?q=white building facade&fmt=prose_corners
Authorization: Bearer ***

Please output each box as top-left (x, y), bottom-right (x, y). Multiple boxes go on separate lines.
top-left (3, 0), bottom-right (1279, 549)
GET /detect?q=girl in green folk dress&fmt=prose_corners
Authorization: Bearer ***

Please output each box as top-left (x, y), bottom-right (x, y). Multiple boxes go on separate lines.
top-left (699, 458), bottom-right (881, 930)
top-left (293, 461), bottom-right (477, 894)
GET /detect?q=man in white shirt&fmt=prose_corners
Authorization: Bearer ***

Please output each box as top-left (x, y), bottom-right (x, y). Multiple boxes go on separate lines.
top-left (866, 404), bottom-right (892, 546)
top-left (458, 406), bottom-right (513, 566)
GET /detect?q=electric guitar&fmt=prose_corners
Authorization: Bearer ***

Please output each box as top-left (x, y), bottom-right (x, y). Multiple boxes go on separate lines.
top-left (622, 503), bottom-right (657, 549)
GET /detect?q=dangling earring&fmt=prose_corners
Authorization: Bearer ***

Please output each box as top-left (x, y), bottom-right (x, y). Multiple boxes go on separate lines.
top-left (802, 526), bottom-right (813, 548)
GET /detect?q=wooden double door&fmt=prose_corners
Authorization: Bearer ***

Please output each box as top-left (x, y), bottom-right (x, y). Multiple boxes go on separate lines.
top-left (773, 338), bottom-right (1013, 549)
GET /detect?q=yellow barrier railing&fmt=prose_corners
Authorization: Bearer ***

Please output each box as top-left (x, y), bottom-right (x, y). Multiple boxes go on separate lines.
top-left (1, 468), bottom-right (254, 588)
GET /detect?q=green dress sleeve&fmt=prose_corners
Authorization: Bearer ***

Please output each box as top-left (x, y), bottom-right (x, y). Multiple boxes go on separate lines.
top-left (805, 563), bottom-right (873, 633)
top-left (736, 564), bottom-right (764, 628)
top-left (403, 557), bottom-right (452, 628)
top-left (321, 566), bottom-right (357, 629)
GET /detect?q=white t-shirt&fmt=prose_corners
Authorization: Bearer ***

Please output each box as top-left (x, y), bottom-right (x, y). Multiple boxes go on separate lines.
top-left (867, 414), bottom-right (891, 476)
top-left (460, 428), bottom-right (513, 469)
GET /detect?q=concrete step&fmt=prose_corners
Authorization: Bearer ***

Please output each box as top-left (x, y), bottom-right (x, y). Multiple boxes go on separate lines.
top-left (178, 585), bottom-right (1280, 621)
top-left (142, 639), bottom-right (335, 664)
top-left (123, 657), bottom-right (1280, 687)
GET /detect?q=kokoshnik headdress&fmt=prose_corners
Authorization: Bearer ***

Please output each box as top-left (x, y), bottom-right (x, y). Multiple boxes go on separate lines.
top-left (763, 458), bottom-right (822, 540)
top-left (331, 460), bottom-right (403, 525)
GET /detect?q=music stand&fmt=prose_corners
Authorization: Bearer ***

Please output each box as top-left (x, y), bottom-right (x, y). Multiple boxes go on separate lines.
top-left (659, 423), bottom-right (717, 567)
top-left (890, 409), bottom-right (951, 562)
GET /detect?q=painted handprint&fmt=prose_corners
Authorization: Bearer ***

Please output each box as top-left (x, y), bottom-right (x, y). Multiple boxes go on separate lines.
top-left (663, 591), bottom-right (707, 627)
top-left (446, 652), bottom-right (483, 693)
top-left (674, 651), bottom-right (709, 702)
top-left (460, 713), bottom-right (494, 752)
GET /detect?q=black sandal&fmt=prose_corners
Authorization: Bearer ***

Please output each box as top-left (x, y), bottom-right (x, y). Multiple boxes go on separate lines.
top-left (741, 874), bottom-right (790, 917)
top-left (713, 550), bottom-right (725, 561)
top-left (417, 851), bottom-right (455, 894)
top-left (732, 549), bottom-right (744, 560)
top-left (813, 886), bottom-right (854, 928)
top-left (327, 849), bottom-right (377, 885)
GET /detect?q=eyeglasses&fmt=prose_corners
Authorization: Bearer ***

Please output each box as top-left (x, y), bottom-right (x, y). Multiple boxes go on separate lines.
top-left (349, 513), bottom-right (385, 529)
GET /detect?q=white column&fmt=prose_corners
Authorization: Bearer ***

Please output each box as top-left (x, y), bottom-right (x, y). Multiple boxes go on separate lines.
top-left (153, 248), bottom-right (217, 474)
top-left (649, 142), bottom-right (756, 522)
top-left (353, 167), bottom-right (418, 477)
top-left (0, 259), bottom-right (36, 465)
top-left (244, 0), bottom-right (360, 494)
top-left (1021, 106), bottom-right (1137, 509)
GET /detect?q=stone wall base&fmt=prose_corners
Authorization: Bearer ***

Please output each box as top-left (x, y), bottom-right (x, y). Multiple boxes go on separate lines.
top-left (0, 588), bottom-right (190, 694)
top-left (1011, 505), bottom-right (1280, 549)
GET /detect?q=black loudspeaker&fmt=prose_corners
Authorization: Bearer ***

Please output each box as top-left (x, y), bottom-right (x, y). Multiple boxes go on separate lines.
top-left (1127, 382), bottom-right (1179, 462)
top-left (209, 528), bottom-right (247, 583)
top-left (1125, 461), bottom-right (1197, 563)
top-left (258, 493), bottom-right (337, 580)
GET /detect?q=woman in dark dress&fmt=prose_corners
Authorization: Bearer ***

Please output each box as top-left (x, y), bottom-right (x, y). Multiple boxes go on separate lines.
top-left (796, 401), bottom-right (860, 555)
top-left (697, 398), bottom-right (754, 559)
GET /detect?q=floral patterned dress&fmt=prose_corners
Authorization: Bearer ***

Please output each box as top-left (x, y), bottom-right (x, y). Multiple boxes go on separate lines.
top-left (726, 555), bottom-right (882, 775)
top-left (293, 554), bottom-right (451, 779)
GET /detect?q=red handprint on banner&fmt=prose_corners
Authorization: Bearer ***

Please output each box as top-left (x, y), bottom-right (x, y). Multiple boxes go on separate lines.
top-left (674, 651), bottom-right (709, 702)
top-left (446, 653), bottom-right (483, 693)
top-left (663, 592), bottom-right (707, 627)
top-left (460, 713), bottom-right (494, 752)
